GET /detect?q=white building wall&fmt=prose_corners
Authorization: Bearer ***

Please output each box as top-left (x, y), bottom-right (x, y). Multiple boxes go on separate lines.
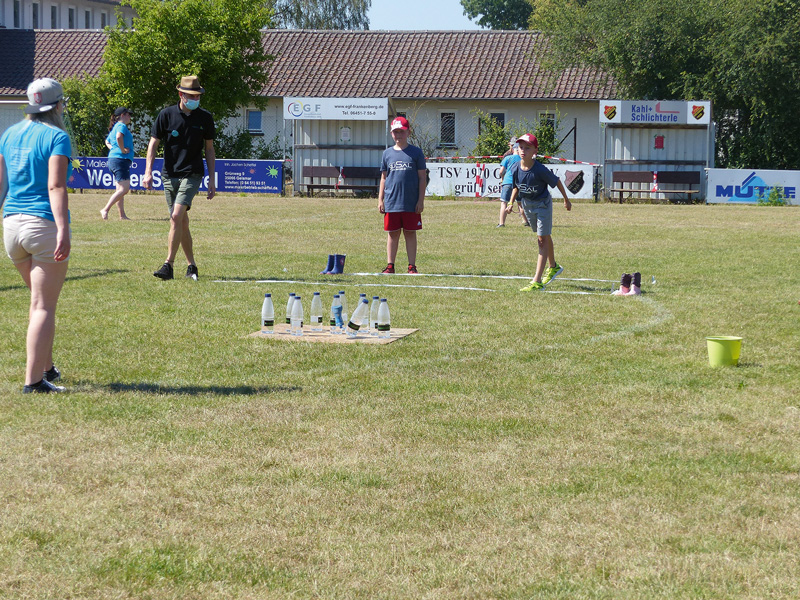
top-left (1, 0), bottom-right (134, 29)
top-left (237, 98), bottom-right (604, 166)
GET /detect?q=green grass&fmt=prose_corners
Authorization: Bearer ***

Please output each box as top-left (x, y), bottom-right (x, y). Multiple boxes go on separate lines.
top-left (1, 193), bottom-right (799, 598)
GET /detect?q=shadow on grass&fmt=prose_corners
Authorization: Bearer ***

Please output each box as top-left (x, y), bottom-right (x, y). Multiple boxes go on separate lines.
top-left (101, 382), bottom-right (302, 396)
top-left (0, 268), bottom-right (129, 292)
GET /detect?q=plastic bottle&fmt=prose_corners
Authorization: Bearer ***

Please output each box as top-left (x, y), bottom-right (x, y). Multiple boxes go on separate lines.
top-left (338, 290), bottom-right (348, 333)
top-left (290, 295), bottom-right (303, 336)
top-left (310, 292), bottom-right (323, 332)
top-left (369, 296), bottom-right (380, 336)
top-left (347, 298), bottom-right (370, 338)
top-left (377, 298), bottom-right (391, 339)
top-left (285, 292), bottom-right (295, 325)
top-left (330, 294), bottom-right (342, 334)
top-left (261, 293), bottom-right (274, 334)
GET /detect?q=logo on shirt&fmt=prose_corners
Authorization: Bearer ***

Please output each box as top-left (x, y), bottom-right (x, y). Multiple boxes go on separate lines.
top-left (389, 160), bottom-right (414, 172)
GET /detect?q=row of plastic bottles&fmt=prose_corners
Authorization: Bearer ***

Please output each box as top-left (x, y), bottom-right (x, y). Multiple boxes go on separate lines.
top-left (261, 291), bottom-right (391, 338)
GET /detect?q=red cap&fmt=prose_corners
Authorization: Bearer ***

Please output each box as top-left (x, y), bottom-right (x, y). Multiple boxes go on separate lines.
top-left (391, 116), bottom-right (410, 131)
top-left (516, 133), bottom-right (538, 148)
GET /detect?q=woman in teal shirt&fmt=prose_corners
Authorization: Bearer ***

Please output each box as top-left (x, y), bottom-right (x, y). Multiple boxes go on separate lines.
top-left (0, 78), bottom-right (72, 393)
top-left (101, 107), bottom-right (134, 220)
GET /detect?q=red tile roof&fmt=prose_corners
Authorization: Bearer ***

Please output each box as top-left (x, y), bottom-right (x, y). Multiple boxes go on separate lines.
top-left (0, 30), bottom-right (107, 95)
top-left (1, 29), bottom-right (616, 100)
top-left (260, 30), bottom-right (617, 100)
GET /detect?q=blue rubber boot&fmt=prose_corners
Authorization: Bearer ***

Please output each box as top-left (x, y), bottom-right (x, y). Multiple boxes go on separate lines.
top-left (329, 254), bottom-right (346, 274)
top-left (320, 254), bottom-right (335, 274)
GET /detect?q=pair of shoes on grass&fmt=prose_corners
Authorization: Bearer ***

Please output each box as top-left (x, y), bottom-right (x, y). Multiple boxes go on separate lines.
top-left (520, 263), bottom-right (563, 292)
top-left (381, 263), bottom-right (418, 274)
top-left (153, 263), bottom-right (198, 280)
top-left (612, 272), bottom-right (641, 296)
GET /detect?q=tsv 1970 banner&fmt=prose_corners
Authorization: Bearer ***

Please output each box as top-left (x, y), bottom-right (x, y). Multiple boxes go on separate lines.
top-left (69, 157), bottom-right (283, 194)
top-left (426, 162), bottom-right (595, 200)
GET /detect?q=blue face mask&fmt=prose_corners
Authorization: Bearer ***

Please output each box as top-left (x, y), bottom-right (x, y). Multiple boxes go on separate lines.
top-left (184, 97), bottom-right (200, 110)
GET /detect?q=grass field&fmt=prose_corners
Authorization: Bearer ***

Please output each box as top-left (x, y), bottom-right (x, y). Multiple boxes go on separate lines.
top-left (1, 192), bottom-right (799, 599)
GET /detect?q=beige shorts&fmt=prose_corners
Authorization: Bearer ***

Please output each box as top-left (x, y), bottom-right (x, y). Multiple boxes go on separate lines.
top-left (3, 214), bottom-right (70, 264)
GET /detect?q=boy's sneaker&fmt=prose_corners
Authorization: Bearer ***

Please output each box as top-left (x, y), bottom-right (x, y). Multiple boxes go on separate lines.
top-left (408, 264), bottom-right (418, 274)
top-left (186, 264), bottom-right (198, 280)
top-left (520, 281), bottom-right (545, 292)
top-left (23, 379), bottom-right (65, 394)
top-left (153, 262), bottom-right (174, 280)
top-left (381, 263), bottom-right (395, 274)
top-left (496, 223), bottom-right (505, 228)
top-left (542, 264), bottom-right (563, 286)
top-left (44, 365), bottom-right (61, 383)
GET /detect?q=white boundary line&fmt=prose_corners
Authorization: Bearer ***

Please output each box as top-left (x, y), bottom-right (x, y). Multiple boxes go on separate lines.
top-left (214, 279), bottom-right (497, 292)
top-left (349, 272), bottom-right (617, 283)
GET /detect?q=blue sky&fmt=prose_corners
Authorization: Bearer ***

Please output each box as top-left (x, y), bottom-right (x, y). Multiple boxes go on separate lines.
top-left (368, 0), bottom-right (482, 30)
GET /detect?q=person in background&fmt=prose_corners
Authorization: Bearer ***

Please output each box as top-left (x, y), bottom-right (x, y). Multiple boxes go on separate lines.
top-left (0, 78), bottom-right (72, 393)
top-left (378, 116), bottom-right (426, 274)
top-left (508, 133), bottom-right (572, 292)
top-left (144, 75), bottom-right (215, 281)
top-left (101, 107), bottom-right (134, 220)
top-left (497, 137), bottom-right (529, 228)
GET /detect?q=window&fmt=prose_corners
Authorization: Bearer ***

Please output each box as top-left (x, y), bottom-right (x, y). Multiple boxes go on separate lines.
top-left (100, 11), bottom-right (107, 28)
top-left (439, 112), bottom-right (456, 147)
top-left (247, 110), bottom-right (263, 135)
top-left (68, 7), bottom-right (75, 28)
top-left (14, 0), bottom-right (20, 28)
top-left (538, 111), bottom-right (557, 130)
top-left (51, 5), bottom-right (58, 28)
top-left (84, 10), bottom-right (91, 28)
top-left (32, 3), bottom-right (40, 27)
top-left (490, 112), bottom-right (505, 128)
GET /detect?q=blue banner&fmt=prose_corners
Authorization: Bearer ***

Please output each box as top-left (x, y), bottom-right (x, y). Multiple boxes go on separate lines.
top-left (69, 157), bottom-right (283, 194)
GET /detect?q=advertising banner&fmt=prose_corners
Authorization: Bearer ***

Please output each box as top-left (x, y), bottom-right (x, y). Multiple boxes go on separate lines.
top-left (426, 162), bottom-right (595, 200)
top-left (706, 168), bottom-right (800, 205)
top-left (599, 100), bottom-right (711, 125)
top-left (69, 157), bottom-right (283, 194)
top-left (283, 97), bottom-right (388, 121)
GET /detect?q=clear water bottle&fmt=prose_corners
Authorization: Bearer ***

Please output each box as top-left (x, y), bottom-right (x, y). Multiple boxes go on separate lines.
top-left (290, 295), bottom-right (303, 336)
top-left (369, 296), bottom-right (380, 336)
top-left (285, 292), bottom-right (295, 325)
top-left (347, 298), bottom-right (370, 338)
top-left (338, 290), bottom-right (348, 334)
top-left (330, 294), bottom-right (342, 334)
top-left (310, 292), bottom-right (323, 332)
top-left (261, 293), bottom-right (274, 334)
top-left (377, 298), bottom-right (391, 339)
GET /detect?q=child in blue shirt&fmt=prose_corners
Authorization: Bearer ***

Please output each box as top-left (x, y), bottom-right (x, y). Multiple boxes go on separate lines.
top-left (101, 107), bottom-right (134, 220)
top-left (378, 116), bottom-right (426, 274)
top-left (509, 133), bottom-right (572, 291)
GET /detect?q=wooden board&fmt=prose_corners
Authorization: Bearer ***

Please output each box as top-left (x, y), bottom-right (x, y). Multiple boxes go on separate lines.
top-left (248, 323), bottom-right (418, 344)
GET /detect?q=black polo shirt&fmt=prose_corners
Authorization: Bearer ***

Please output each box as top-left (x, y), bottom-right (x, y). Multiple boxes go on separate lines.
top-left (151, 104), bottom-right (215, 178)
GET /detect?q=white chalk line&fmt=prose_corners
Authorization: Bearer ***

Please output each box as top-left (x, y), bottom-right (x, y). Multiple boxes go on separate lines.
top-left (214, 279), bottom-right (497, 292)
top-left (350, 272), bottom-right (617, 283)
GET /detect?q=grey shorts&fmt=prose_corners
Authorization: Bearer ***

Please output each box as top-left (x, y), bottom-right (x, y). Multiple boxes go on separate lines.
top-left (520, 196), bottom-right (553, 236)
top-left (4, 213), bottom-right (70, 264)
top-left (164, 174), bottom-right (203, 214)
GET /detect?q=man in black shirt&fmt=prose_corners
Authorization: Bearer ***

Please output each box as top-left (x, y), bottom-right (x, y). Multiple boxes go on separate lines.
top-left (144, 75), bottom-right (216, 281)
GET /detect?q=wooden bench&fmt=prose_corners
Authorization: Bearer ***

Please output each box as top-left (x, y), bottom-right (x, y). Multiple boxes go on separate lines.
top-left (610, 170), bottom-right (702, 203)
top-left (303, 166), bottom-right (381, 196)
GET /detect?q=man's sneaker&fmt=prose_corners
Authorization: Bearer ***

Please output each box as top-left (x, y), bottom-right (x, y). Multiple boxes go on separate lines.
top-left (23, 379), bottom-right (65, 394)
top-left (153, 262), bottom-right (174, 280)
top-left (44, 365), bottom-right (61, 383)
top-left (520, 281), bottom-right (545, 292)
top-left (186, 264), bottom-right (198, 280)
top-left (408, 264), bottom-right (418, 274)
top-left (381, 263), bottom-right (395, 274)
top-left (542, 263), bottom-right (563, 286)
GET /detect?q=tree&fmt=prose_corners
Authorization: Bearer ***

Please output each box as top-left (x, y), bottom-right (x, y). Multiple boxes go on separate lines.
top-left (64, 0), bottom-right (273, 157)
top-left (460, 0), bottom-right (532, 30)
top-left (530, 0), bottom-right (800, 169)
top-left (271, 0), bottom-right (370, 29)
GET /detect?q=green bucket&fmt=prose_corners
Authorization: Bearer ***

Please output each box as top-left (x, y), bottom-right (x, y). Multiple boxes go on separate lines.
top-left (706, 336), bottom-right (742, 367)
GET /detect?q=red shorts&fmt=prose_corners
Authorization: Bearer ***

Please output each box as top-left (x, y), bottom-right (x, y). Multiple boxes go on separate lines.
top-left (384, 212), bottom-right (422, 232)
